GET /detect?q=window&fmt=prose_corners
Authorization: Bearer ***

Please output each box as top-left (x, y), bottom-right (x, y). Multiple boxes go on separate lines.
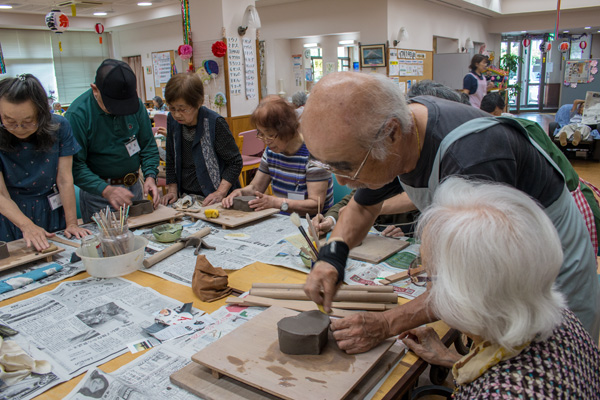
top-left (337, 46), bottom-right (350, 71)
top-left (310, 48), bottom-right (323, 82)
top-left (52, 31), bottom-right (107, 104)
top-left (0, 29), bottom-right (57, 101)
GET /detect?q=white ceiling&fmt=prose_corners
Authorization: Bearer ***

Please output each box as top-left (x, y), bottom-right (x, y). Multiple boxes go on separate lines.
top-left (0, 0), bottom-right (180, 17)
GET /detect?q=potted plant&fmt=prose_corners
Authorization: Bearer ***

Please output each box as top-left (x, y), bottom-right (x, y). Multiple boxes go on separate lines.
top-left (499, 53), bottom-right (524, 101)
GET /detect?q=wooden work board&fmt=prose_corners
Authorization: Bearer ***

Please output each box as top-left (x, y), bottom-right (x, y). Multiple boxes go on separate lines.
top-left (318, 235), bottom-right (410, 264)
top-left (180, 306), bottom-right (394, 400)
top-left (185, 204), bottom-right (279, 229)
top-left (127, 205), bottom-right (182, 229)
top-left (0, 240), bottom-right (64, 272)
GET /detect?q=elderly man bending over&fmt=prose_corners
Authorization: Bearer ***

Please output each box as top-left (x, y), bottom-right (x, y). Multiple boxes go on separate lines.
top-left (301, 71), bottom-right (600, 353)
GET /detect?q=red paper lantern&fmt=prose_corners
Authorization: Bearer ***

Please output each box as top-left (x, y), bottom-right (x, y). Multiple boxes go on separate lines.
top-left (94, 23), bottom-right (104, 34)
top-left (522, 38), bottom-right (531, 47)
top-left (211, 41), bottom-right (227, 58)
top-left (559, 42), bottom-right (570, 52)
top-left (546, 42), bottom-right (552, 51)
top-left (580, 41), bottom-right (588, 50)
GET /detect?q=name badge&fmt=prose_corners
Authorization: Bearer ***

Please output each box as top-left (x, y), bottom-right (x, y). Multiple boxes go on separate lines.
top-left (47, 192), bottom-right (63, 210)
top-left (125, 137), bottom-right (141, 157)
top-left (287, 191), bottom-right (305, 201)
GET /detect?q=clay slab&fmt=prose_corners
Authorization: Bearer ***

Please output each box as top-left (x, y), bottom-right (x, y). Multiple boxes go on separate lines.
top-left (278, 310), bottom-right (330, 355)
top-left (232, 196), bottom-right (256, 212)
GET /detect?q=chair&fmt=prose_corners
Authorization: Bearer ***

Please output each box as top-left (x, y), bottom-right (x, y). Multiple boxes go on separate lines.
top-left (238, 129), bottom-right (264, 187)
top-left (153, 113), bottom-right (168, 129)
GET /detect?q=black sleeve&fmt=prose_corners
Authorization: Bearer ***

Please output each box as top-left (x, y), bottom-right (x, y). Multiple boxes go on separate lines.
top-left (213, 118), bottom-right (243, 185)
top-left (165, 116), bottom-right (177, 185)
top-left (354, 178), bottom-right (404, 206)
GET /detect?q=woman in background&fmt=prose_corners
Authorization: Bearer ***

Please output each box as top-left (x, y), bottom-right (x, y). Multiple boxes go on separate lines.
top-left (462, 54), bottom-right (494, 109)
top-left (0, 74), bottom-right (90, 250)
top-left (152, 96), bottom-right (167, 111)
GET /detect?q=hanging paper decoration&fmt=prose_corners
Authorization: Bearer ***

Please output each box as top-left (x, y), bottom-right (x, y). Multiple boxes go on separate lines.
top-left (204, 60), bottom-right (219, 78)
top-left (45, 9), bottom-right (69, 33)
top-left (95, 23), bottom-right (104, 44)
top-left (546, 42), bottom-right (552, 52)
top-left (178, 44), bottom-right (193, 72)
top-left (559, 42), bottom-right (570, 52)
top-left (0, 43), bottom-right (6, 75)
top-left (71, 4), bottom-right (76, 16)
top-left (46, 9), bottom-right (69, 53)
top-left (214, 92), bottom-right (226, 113)
top-left (580, 40), bottom-right (587, 56)
top-left (522, 38), bottom-right (531, 47)
top-left (539, 42), bottom-right (547, 53)
top-left (212, 41), bottom-right (227, 58)
top-left (180, 0), bottom-right (191, 45)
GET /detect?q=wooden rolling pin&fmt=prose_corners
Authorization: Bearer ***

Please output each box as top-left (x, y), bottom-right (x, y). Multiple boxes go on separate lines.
top-left (251, 282), bottom-right (394, 293)
top-left (142, 227), bottom-right (211, 268)
top-left (248, 288), bottom-right (398, 304)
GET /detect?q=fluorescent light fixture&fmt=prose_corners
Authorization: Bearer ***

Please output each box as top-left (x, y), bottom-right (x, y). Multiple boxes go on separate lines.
top-left (521, 30), bottom-right (527, 33)
top-left (303, 43), bottom-right (319, 48)
top-left (339, 40), bottom-right (356, 45)
top-left (0, 4), bottom-right (13, 9)
top-left (563, 30), bottom-right (569, 33)
top-left (137, 2), bottom-right (152, 5)
top-left (93, 11), bottom-right (107, 16)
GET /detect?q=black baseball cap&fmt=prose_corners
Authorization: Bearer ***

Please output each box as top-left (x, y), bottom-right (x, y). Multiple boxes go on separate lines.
top-left (95, 59), bottom-right (139, 116)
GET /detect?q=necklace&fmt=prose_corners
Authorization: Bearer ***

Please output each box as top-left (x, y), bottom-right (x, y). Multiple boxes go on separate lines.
top-left (411, 112), bottom-right (421, 153)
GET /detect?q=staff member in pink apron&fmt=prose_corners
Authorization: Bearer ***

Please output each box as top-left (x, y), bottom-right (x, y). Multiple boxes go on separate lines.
top-left (462, 54), bottom-right (494, 109)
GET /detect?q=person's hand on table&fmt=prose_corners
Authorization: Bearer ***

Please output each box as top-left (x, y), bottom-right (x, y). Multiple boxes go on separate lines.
top-left (102, 186), bottom-right (134, 210)
top-left (304, 261), bottom-right (340, 313)
top-left (203, 190), bottom-right (227, 207)
top-left (161, 192), bottom-right (177, 206)
top-left (248, 192), bottom-right (279, 211)
top-left (222, 189), bottom-right (243, 208)
top-left (312, 213), bottom-right (334, 236)
top-left (21, 223), bottom-right (54, 251)
top-left (63, 224), bottom-right (92, 239)
top-left (156, 127), bottom-right (167, 136)
top-left (399, 326), bottom-right (461, 368)
top-left (143, 177), bottom-right (161, 208)
top-left (381, 225), bottom-right (404, 238)
top-left (331, 311), bottom-right (393, 354)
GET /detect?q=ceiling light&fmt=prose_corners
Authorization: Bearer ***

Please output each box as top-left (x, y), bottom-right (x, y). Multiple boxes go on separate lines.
top-left (0, 4), bottom-right (12, 9)
top-left (93, 11), bottom-right (107, 16)
top-left (339, 40), bottom-right (356, 45)
top-left (563, 30), bottom-right (569, 33)
top-left (521, 30), bottom-right (527, 33)
top-left (137, 2), bottom-right (152, 6)
top-left (584, 26), bottom-right (591, 29)
top-left (303, 43), bottom-right (319, 48)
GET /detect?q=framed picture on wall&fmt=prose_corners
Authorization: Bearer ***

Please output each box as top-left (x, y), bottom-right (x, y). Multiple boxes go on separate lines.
top-left (360, 44), bottom-right (386, 68)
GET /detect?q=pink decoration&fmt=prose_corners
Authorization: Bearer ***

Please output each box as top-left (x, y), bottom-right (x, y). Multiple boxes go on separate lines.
top-left (178, 44), bottom-right (193, 60)
top-left (211, 41), bottom-right (227, 58)
top-left (571, 83), bottom-right (578, 88)
top-left (592, 67), bottom-right (598, 75)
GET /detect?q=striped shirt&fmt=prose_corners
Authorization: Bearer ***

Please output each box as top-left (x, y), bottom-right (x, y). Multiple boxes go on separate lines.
top-left (259, 143), bottom-right (333, 215)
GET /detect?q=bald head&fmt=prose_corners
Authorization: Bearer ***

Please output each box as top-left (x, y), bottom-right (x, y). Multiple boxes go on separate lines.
top-left (302, 72), bottom-right (412, 162)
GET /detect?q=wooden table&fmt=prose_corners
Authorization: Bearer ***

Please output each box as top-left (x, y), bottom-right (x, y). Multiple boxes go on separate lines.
top-left (7, 261), bottom-right (452, 400)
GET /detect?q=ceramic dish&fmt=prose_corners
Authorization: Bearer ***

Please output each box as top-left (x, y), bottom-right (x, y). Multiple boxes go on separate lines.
top-left (152, 224), bottom-right (183, 243)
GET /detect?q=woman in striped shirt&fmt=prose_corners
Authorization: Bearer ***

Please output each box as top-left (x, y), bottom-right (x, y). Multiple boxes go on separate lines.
top-left (223, 96), bottom-right (333, 216)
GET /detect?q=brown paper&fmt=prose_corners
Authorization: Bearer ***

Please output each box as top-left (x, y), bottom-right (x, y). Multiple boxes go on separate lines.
top-left (192, 255), bottom-right (232, 302)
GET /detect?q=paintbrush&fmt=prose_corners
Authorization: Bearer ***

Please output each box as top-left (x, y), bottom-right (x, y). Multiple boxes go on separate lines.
top-left (305, 213), bottom-right (321, 250)
top-left (290, 212), bottom-right (319, 258)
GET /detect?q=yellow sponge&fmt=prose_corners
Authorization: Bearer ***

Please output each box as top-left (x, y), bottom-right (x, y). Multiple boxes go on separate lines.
top-left (204, 209), bottom-right (219, 218)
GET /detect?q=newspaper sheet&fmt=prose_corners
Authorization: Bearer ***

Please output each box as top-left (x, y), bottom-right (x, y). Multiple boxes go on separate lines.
top-left (0, 277), bottom-right (202, 400)
top-left (0, 243), bottom-right (85, 302)
top-left (64, 304), bottom-right (265, 400)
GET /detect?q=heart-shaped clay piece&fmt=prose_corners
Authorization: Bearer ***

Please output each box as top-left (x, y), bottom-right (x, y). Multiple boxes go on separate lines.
top-left (277, 310), bottom-right (331, 355)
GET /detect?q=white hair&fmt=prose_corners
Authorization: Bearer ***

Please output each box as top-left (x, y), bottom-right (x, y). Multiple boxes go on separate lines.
top-left (417, 177), bottom-right (566, 350)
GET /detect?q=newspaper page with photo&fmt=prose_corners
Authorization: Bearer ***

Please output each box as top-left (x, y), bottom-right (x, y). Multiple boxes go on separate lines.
top-left (64, 304), bottom-right (266, 400)
top-left (582, 91), bottom-right (600, 125)
top-left (0, 277), bottom-right (202, 400)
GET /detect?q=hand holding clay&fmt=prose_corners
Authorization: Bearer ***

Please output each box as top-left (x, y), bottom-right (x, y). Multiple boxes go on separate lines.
top-left (248, 191), bottom-right (279, 211)
top-left (399, 326), bottom-right (461, 368)
top-left (331, 311), bottom-right (393, 354)
top-left (21, 223), bottom-right (54, 252)
top-left (303, 261), bottom-right (340, 313)
top-left (222, 189), bottom-right (243, 208)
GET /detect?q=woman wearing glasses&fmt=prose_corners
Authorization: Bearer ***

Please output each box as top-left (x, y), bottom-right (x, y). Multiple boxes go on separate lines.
top-left (0, 74), bottom-right (90, 250)
top-left (223, 96), bottom-right (333, 216)
top-left (160, 73), bottom-right (242, 207)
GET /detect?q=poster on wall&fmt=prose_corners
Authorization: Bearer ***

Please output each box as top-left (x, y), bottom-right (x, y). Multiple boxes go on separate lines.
top-left (582, 91), bottom-right (600, 125)
top-left (227, 37), bottom-right (242, 96)
top-left (152, 52), bottom-right (171, 88)
top-left (242, 37), bottom-right (257, 99)
top-left (565, 60), bottom-right (591, 84)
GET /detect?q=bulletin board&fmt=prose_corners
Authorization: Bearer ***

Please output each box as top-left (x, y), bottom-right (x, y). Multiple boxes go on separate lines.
top-left (388, 48), bottom-right (433, 94)
top-left (151, 50), bottom-right (175, 100)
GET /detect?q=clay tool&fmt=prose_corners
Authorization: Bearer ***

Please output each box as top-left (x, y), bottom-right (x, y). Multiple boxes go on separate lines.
top-left (305, 213), bottom-right (321, 250)
top-left (290, 212), bottom-right (318, 258)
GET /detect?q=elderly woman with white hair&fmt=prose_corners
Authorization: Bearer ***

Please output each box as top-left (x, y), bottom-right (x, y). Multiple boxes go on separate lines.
top-left (398, 177), bottom-right (600, 398)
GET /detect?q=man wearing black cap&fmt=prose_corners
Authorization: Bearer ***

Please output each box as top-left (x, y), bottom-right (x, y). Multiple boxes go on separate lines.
top-left (66, 59), bottom-right (160, 222)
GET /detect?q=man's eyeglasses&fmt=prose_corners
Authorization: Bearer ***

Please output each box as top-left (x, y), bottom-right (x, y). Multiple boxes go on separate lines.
top-left (0, 122), bottom-right (38, 131)
top-left (408, 256), bottom-right (431, 287)
top-left (256, 130), bottom-right (278, 143)
top-left (307, 118), bottom-right (392, 181)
